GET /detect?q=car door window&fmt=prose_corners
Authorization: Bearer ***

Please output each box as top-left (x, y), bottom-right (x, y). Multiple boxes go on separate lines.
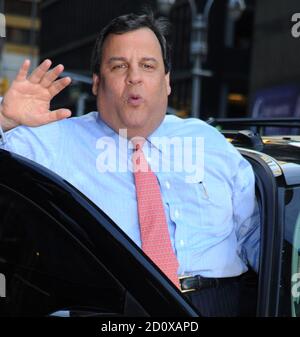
top-left (0, 186), bottom-right (125, 317)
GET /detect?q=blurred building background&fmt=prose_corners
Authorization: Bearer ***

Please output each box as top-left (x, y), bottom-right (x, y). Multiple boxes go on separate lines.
top-left (0, 0), bottom-right (40, 95)
top-left (168, 0), bottom-right (254, 119)
top-left (249, 0), bottom-right (300, 125)
top-left (0, 0), bottom-right (299, 122)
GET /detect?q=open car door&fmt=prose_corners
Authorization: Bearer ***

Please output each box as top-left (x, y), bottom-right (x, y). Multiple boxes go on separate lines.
top-left (0, 149), bottom-right (197, 317)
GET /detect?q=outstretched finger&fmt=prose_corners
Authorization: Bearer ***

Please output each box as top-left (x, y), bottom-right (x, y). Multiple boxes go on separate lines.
top-left (15, 59), bottom-right (31, 81)
top-left (49, 77), bottom-right (72, 98)
top-left (40, 64), bottom-right (64, 88)
top-left (28, 59), bottom-right (52, 84)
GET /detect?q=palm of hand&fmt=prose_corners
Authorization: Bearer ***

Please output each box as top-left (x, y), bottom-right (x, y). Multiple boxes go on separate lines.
top-left (3, 79), bottom-right (52, 127)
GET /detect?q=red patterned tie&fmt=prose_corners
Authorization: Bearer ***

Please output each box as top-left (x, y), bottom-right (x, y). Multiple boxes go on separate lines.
top-left (132, 142), bottom-right (179, 288)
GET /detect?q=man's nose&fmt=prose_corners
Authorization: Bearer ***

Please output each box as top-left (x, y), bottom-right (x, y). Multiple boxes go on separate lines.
top-left (126, 66), bottom-right (142, 85)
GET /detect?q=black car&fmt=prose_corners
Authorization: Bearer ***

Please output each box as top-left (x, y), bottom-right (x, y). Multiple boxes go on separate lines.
top-left (0, 118), bottom-right (300, 317)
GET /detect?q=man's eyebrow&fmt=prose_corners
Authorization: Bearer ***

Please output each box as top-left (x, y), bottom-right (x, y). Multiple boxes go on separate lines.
top-left (107, 57), bottom-right (127, 64)
top-left (140, 57), bottom-right (158, 63)
top-left (107, 57), bottom-right (159, 63)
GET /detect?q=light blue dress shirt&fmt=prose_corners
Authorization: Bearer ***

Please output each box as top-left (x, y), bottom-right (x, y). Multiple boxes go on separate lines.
top-left (0, 111), bottom-right (260, 277)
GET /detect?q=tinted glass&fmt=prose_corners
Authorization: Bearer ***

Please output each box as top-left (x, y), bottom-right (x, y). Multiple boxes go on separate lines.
top-left (0, 186), bottom-right (124, 317)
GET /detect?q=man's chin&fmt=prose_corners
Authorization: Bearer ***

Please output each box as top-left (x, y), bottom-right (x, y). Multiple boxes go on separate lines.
top-left (121, 116), bottom-right (148, 131)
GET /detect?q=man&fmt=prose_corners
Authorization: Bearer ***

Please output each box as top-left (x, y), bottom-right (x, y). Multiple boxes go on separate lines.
top-left (0, 13), bottom-right (260, 316)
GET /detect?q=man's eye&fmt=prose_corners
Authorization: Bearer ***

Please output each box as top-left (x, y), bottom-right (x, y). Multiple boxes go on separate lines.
top-left (112, 64), bottom-right (127, 70)
top-left (142, 63), bottom-right (154, 70)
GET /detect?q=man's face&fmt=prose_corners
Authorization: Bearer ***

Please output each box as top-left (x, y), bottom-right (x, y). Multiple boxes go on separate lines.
top-left (92, 28), bottom-right (171, 139)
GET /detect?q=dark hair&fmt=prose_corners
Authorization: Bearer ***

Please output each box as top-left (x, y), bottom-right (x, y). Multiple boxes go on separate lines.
top-left (91, 12), bottom-right (171, 75)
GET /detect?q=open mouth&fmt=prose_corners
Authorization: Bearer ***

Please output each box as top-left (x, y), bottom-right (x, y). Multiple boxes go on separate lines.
top-left (127, 94), bottom-right (144, 106)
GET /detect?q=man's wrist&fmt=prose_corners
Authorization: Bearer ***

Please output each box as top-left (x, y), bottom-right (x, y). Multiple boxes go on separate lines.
top-left (0, 103), bottom-right (18, 132)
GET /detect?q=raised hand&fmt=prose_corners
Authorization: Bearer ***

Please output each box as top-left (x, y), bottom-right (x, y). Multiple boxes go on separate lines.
top-left (0, 59), bottom-right (72, 131)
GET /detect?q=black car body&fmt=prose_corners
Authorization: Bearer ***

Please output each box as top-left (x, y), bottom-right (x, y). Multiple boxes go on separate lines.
top-left (0, 119), bottom-right (300, 317)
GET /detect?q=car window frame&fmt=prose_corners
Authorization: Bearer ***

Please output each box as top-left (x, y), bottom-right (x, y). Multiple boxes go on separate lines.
top-left (239, 149), bottom-right (285, 316)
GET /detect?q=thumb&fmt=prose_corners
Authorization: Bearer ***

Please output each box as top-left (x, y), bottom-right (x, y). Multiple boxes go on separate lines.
top-left (39, 108), bottom-right (72, 125)
top-left (52, 108), bottom-right (72, 121)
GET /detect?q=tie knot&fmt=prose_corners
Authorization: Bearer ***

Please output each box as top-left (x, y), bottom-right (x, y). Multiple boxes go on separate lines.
top-left (131, 141), bottom-right (150, 173)
top-left (131, 137), bottom-right (146, 152)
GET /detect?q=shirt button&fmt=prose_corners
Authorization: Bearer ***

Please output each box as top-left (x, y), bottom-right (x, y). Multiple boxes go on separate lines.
top-left (174, 209), bottom-right (180, 218)
top-left (165, 181), bottom-right (171, 189)
top-left (180, 240), bottom-right (185, 246)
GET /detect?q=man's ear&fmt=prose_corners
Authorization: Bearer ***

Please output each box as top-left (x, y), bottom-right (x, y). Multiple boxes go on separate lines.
top-left (165, 72), bottom-right (171, 96)
top-left (92, 74), bottom-right (100, 96)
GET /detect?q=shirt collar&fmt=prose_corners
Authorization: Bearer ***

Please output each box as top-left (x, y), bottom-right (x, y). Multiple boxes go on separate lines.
top-left (147, 116), bottom-right (168, 155)
top-left (96, 112), bottom-right (120, 141)
top-left (96, 112), bottom-right (169, 156)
